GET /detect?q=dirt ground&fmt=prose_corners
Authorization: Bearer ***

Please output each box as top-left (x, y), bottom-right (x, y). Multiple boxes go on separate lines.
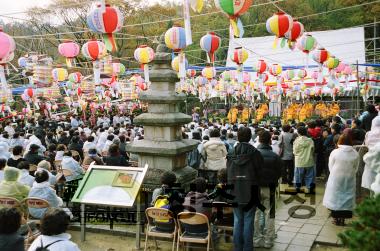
top-left (69, 230), bottom-right (348, 251)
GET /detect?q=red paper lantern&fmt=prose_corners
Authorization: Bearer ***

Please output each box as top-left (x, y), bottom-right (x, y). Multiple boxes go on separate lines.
top-left (312, 48), bottom-right (330, 65)
top-left (87, 4), bottom-right (123, 52)
top-left (256, 59), bottom-right (267, 74)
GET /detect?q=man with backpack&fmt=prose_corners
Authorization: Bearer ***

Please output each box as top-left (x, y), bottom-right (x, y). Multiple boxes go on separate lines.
top-left (227, 127), bottom-right (264, 251)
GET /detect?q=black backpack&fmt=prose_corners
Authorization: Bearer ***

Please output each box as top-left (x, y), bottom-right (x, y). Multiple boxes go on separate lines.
top-left (227, 143), bottom-right (263, 205)
top-left (36, 239), bottom-right (63, 251)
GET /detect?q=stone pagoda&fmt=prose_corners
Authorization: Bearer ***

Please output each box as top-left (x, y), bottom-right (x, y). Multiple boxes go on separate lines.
top-left (127, 35), bottom-right (197, 190)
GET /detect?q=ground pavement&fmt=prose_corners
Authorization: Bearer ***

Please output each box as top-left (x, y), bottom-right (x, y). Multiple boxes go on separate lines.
top-left (68, 182), bottom-right (351, 251)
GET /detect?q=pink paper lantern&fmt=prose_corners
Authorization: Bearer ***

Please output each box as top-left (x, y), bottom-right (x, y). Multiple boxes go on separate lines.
top-left (335, 62), bottom-right (346, 73)
top-left (58, 41), bottom-right (80, 67)
top-left (343, 65), bottom-right (353, 75)
top-left (0, 27), bottom-right (15, 60)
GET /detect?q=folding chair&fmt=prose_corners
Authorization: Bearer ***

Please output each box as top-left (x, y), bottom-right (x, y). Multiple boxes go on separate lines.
top-left (0, 196), bottom-right (22, 209)
top-left (145, 207), bottom-right (177, 251)
top-left (23, 197), bottom-right (50, 224)
top-left (177, 212), bottom-right (213, 251)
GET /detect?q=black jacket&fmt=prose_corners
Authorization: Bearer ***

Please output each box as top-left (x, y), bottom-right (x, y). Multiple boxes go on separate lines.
top-left (0, 233), bottom-right (24, 251)
top-left (227, 142), bottom-right (263, 205)
top-left (103, 155), bottom-right (129, 166)
top-left (24, 152), bottom-right (45, 165)
top-left (362, 112), bottom-right (378, 131)
top-left (256, 144), bottom-right (282, 187)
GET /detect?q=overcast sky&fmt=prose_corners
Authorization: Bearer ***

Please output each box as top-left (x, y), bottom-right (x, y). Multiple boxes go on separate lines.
top-left (0, 0), bottom-right (182, 22)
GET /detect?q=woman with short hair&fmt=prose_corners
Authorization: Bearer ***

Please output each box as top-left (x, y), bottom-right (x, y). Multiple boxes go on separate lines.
top-left (0, 208), bottom-right (24, 251)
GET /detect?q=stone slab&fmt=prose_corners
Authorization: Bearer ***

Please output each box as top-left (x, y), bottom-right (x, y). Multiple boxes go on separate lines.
top-left (134, 112), bottom-right (192, 126)
top-left (275, 231), bottom-right (297, 244)
top-left (287, 244), bottom-right (312, 251)
top-left (127, 139), bottom-right (198, 156)
top-left (298, 224), bottom-right (322, 235)
top-left (290, 233), bottom-right (316, 247)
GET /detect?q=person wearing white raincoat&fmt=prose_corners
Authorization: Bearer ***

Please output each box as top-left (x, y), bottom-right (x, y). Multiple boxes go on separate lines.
top-left (363, 142), bottom-right (380, 195)
top-left (361, 116), bottom-right (380, 189)
top-left (323, 134), bottom-right (359, 226)
top-left (24, 135), bottom-right (46, 156)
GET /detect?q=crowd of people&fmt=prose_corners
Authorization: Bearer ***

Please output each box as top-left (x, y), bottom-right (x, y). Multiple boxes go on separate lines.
top-left (0, 103), bottom-right (379, 251)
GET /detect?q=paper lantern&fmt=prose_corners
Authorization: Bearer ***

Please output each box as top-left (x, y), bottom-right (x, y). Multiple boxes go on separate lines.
top-left (165, 25), bottom-right (187, 52)
top-left (130, 74), bottom-right (145, 86)
top-left (297, 34), bottom-right (317, 54)
top-left (68, 72), bottom-right (82, 83)
top-left (200, 32), bottom-right (221, 63)
top-left (269, 64), bottom-right (282, 77)
top-left (58, 40), bottom-right (80, 67)
top-left (325, 56), bottom-right (340, 70)
top-left (312, 48), bottom-right (330, 65)
top-left (87, 4), bottom-right (123, 52)
top-left (18, 57), bottom-right (27, 68)
top-left (171, 56), bottom-right (189, 72)
top-left (134, 45), bottom-right (155, 64)
top-left (187, 69), bottom-right (196, 78)
top-left (214, 0), bottom-right (253, 38)
top-left (82, 40), bottom-right (106, 84)
top-left (343, 65), bottom-right (353, 75)
top-left (134, 45), bottom-right (155, 83)
top-left (266, 12), bottom-right (293, 38)
top-left (220, 71), bottom-right (231, 81)
top-left (0, 28), bottom-right (16, 85)
top-left (81, 40), bottom-right (106, 61)
top-left (24, 88), bottom-right (35, 98)
top-left (0, 52), bottom-right (14, 64)
top-left (112, 62), bottom-right (126, 76)
top-left (202, 66), bottom-right (216, 80)
top-left (190, 0), bottom-right (204, 13)
top-left (335, 62), bottom-right (346, 73)
top-left (256, 59), bottom-right (267, 74)
top-left (242, 72), bottom-right (251, 83)
top-left (285, 20), bottom-right (304, 49)
top-left (285, 69), bottom-right (295, 80)
top-left (138, 82), bottom-right (147, 91)
top-left (231, 47), bottom-right (248, 65)
top-left (52, 68), bottom-right (68, 82)
top-left (195, 76), bottom-right (207, 86)
top-left (298, 69), bottom-right (307, 79)
top-left (0, 28), bottom-right (15, 61)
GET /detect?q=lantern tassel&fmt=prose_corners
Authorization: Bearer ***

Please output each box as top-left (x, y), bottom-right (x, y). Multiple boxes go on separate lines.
top-left (183, 0), bottom-right (193, 46)
top-left (143, 64), bottom-right (150, 83)
top-left (272, 37), bottom-right (279, 49)
top-left (206, 53), bottom-right (211, 64)
top-left (93, 61), bottom-right (101, 84)
top-left (104, 33), bottom-right (117, 52)
top-left (178, 52), bottom-right (186, 79)
top-left (66, 58), bottom-right (73, 68)
top-left (0, 65), bottom-right (7, 85)
top-left (230, 18), bottom-right (239, 38)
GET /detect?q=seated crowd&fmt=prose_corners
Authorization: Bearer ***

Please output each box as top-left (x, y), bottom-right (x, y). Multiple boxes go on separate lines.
top-left (0, 104), bottom-right (379, 251)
